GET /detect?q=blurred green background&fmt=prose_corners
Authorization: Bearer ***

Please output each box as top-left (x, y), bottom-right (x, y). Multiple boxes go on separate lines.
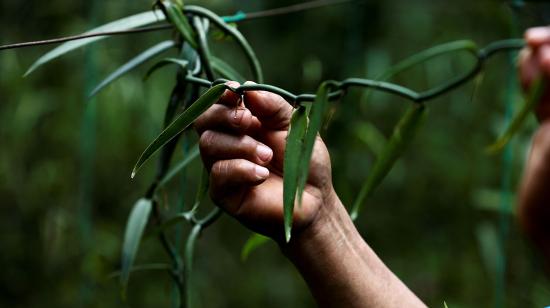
top-left (1, 0), bottom-right (550, 307)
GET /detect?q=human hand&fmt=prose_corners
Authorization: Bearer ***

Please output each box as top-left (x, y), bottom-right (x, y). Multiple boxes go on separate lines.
top-left (194, 81), bottom-right (338, 242)
top-left (519, 26), bottom-right (550, 122)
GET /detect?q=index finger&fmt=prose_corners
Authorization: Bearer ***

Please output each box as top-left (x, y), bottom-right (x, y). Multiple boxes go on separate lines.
top-left (217, 81), bottom-right (242, 107)
top-left (242, 81), bottom-right (294, 130)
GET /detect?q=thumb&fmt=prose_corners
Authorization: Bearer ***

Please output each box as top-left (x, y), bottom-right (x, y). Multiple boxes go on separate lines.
top-left (242, 81), bottom-right (294, 130)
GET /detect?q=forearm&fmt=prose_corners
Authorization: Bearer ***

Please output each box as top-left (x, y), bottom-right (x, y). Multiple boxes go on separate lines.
top-left (282, 191), bottom-right (426, 308)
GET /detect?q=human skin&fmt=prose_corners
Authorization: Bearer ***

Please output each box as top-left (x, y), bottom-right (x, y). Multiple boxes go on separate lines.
top-left (518, 27), bottom-right (550, 265)
top-left (194, 81), bottom-right (426, 307)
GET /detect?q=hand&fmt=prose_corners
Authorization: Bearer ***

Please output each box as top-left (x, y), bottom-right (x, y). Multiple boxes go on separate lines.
top-left (519, 26), bottom-right (550, 122)
top-left (195, 82), bottom-right (426, 307)
top-left (194, 81), bottom-right (337, 242)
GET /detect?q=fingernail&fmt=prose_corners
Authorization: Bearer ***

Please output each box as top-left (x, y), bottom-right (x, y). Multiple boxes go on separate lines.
top-left (255, 166), bottom-right (269, 179)
top-left (527, 27), bottom-right (550, 42)
top-left (256, 144), bottom-right (273, 162)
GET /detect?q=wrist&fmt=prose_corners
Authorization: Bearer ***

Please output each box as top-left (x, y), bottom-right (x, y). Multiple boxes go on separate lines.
top-left (281, 188), bottom-right (363, 264)
top-left (279, 190), bottom-right (426, 307)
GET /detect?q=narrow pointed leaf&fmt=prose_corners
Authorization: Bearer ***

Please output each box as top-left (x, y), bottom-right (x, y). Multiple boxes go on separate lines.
top-left (184, 225), bottom-right (201, 307)
top-left (362, 40), bottom-right (477, 104)
top-left (211, 56), bottom-right (246, 83)
top-left (185, 6), bottom-right (264, 83)
top-left (144, 57), bottom-right (189, 80)
top-left (25, 10), bottom-right (165, 76)
top-left (89, 40), bottom-right (175, 97)
top-left (120, 198), bottom-right (152, 295)
top-left (157, 143), bottom-right (199, 188)
top-left (379, 40), bottom-right (477, 81)
top-left (241, 233), bottom-right (270, 261)
top-left (132, 84), bottom-right (226, 178)
top-left (351, 104), bottom-right (427, 220)
top-left (486, 77), bottom-right (545, 154)
top-left (145, 212), bottom-right (193, 239)
top-left (160, 0), bottom-right (197, 48)
top-left (108, 263), bottom-right (171, 279)
top-left (283, 106), bottom-right (309, 242)
top-left (191, 166), bottom-right (209, 212)
top-left (355, 122), bottom-right (388, 156)
top-left (296, 82), bottom-right (332, 206)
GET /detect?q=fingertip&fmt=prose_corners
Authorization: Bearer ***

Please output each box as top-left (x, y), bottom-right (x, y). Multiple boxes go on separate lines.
top-left (219, 81), bottom-right (241, 106)
top-left (225, 80), bottom-right (240, 88)
top-left (526, 27), bottom-right (550, 47)
top-left (254, 165), bottom-right (270, 180)
top-left (255, 144), bottom-right (273, 163)
top-left (539, 45), bottom-right (550, 76)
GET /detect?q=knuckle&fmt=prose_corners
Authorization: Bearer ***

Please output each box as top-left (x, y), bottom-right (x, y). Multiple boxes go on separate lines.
top-left (212, 160), bottom-right (230, 178)
top-left (199, 130), bottom-right (217, 154)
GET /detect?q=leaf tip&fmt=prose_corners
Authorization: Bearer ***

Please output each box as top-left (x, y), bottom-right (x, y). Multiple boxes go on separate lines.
top-left (350, 211), bottom-right (358, 221)
top-left (484, 141), bottom-right (505, 155)
top-left (88, 89), bottom-right (99, 99)
top-left (119, 286), bottom-right (128, 301)
top-left (284, 227), bottom-right (291, 243)
top-left (130, 170), bottom-right (136, 179)
top-left (22, 68), bottom-right (33, 78)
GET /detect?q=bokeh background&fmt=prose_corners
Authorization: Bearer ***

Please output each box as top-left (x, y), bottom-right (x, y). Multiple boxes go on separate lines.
top-left (1, 0), bottom-right (550, 307)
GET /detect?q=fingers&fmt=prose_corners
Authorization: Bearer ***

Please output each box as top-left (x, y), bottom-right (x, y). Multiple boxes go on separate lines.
top-left (209, 159), bottom-right (269, 214)
top-left (199, 130), bottom-right (273, 169)
top-left (242, 81), bottom-right (294, 130)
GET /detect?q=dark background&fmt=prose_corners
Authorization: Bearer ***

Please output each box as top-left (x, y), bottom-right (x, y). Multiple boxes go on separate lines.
top-left (1, 0), bottom-right (550, 307)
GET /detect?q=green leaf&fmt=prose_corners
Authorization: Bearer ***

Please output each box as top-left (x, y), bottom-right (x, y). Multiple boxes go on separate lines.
top-left (283, 105), bottom-right (309, 242)
top-left (355, 122), bottom-right (387, 157)
top-left (296, 82), bottom-right (333, 207)
top-left (25, 10), bottom-right (165, 76)
top-left (351, 104), bottom-right (427, 220)
top-left (211, 56), bottom-right (246, 83)
top-left (476, 222), bottom-right (499, 281)
top-left (380, 40), bottom-right (477, 81)
top-left (241, 233), bottom-right (270, 261)
top-left (191, 166), bottom-right (210, 212)
top-left (89, 40), bottom-right (175, 97)
top-left (131, 84), bottom-right (227, 178)
top-left (486, 77), bottom-right (546, 154)
top-left (185, 6), bottom-right (264, 83)
top-left (184, 224), bottom-right (201, 307)
top-left (362, 40), bottom-right (477, 104)
top-left (157, 143), bottom-right (199, 188)
top-left (108, 263), bottom-right (171, 279)
top-left (120, 198), bottom-right (152, 296)
top-left (159, 0), bottom-right (197, 48)
top-left (444, 301), bottom-right (449, 308)
top-left (144, 57), bottom-right (189, 80)
top-left (145, 212), bottom-right (193, 239)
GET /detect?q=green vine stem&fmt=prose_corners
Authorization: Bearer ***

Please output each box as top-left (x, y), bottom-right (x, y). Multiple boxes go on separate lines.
top-left (176, 38), bottom-right (524, 108)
